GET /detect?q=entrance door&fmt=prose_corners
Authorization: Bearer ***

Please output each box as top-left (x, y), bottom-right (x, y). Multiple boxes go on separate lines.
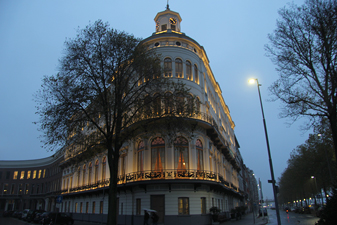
top-left (150, 195), bottom-right (165, 224)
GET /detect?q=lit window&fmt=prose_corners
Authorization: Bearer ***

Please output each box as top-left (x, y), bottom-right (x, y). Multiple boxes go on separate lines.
top-left (33, 170), bottom-right (37, 179)
top-left (27, 171), bottom-right (31, 179)
top-left (13, 171), bottom-right (18, 180)
top-left (75, 202), bottom-right (78, 213)
top-left (174, 137), bottom-right (189, 172)
top-left (164, 92), bottom-right (173, 114)
top-left (196, 139), bottom-right (204, 172)
top-left (186, 61), bottom-right (192, 80)
top-left (201, 197), bottom-right (206, 214)
top-left (175, 58), bottom-right (183, 78)
top-left (43, 169), bottom-right (46, 178)
top-left (152, 93), bottom-right (161, 116)
top-left (92, 201), bottom-right (96, 214)
top-left (38, 170), bottom-right (42, 179)
top-left (3, 184), bottom-right (8, 195)
top-left (102, 157), bottom-right (106, 181)
top-left (100, 201), bottom-right (103, 214)
top-left (137, 141), bottom-right (145, 173)
top-left (25, 184), bottom-right (29, 194)
top-left (80, 202), bottom-right (83, 213)
top-left (18, 184), bottom-right (22, 194)
top-left (151, 137), bottom-right (165, 172)
top-left (20, 171), bottom-right (25, 179)
top-left (164, 58), bottom-right (172, 77)
top-left (178, 197), bottom-right (189, 215)
top-left (194, 64), bottom-right (199, 84)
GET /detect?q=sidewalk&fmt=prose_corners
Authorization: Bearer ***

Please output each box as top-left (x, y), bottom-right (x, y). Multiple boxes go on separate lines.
top-left (72, 213), bottom-right (269, 225)
top-left (220, 213), bottom-right (268, 225)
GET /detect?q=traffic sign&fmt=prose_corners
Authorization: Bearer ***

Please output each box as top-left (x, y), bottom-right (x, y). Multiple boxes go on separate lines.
top-left (56, 195), bottom-right (63, 203)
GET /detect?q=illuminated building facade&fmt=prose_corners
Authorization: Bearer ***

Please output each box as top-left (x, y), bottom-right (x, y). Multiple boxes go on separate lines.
top-left (58, 7), bottom-right (245, 225)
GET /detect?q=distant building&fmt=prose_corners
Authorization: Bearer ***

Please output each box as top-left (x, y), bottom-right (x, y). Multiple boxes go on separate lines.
top-left (0, 151), bottom-right (63, 213)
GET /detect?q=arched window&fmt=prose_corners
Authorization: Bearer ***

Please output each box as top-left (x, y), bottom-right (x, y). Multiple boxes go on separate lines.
top-left (77, 167), bottom-right (81, 187)
top-left (194, 64), bottom-right (199, 84)
top-left (88, 162), bottom-right (92, 185)
top-left (196, 139), bottom-right (204, 172)
top-left (175, 58), bottom-right (183, 78)
top-left (174, 137), bottom-right (189, 172)
top-left (164, 58), bottom-right (172, 77)
top-left (186, 61), bottom-right (192, 80)
top-left (137, 141), bottom-right (145, 172)
top-left (120, 154), bottom-right (126, 176)
top-left (102, 157), bottom-right (106, 181)
top-left (82, 165), bottom-right (86, 186)
top-left (187, 95), bottom-right (194, 116)
top-left (196, 97), bottom-right (201, 115)
top-left (164, 92), bottom-right (173, 114)
top-left (151, 137), bottom-right (165, 172)
top-left (176, 93), bottom-right (185, 115)
top-left (153, 93), bottom-right (161, 116)
top-left (94, 160), bottom-right (99, 184)
top-left (144, 95), bottom-right (152, 117)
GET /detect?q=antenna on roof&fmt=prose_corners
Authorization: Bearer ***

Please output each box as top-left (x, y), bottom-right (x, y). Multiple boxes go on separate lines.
top-left (166, 0), bottom-right (170, 10)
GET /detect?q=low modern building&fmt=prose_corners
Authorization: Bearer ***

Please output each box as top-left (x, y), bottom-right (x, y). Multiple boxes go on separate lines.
top-left (0, 150), bottom-right (63, 214)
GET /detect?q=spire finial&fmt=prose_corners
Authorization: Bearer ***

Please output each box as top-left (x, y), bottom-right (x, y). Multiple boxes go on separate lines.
top-left (166, 0), bottom-right (170, 10)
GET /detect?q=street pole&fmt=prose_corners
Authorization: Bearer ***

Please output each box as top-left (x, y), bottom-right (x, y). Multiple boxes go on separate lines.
top-left (251, 78), bottom-right (281, 225)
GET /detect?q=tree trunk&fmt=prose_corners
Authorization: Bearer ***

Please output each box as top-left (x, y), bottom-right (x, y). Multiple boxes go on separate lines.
top-left (106, 144), bottom-right (120, 225)
top-left (328, 116), bottom-right (337, 170)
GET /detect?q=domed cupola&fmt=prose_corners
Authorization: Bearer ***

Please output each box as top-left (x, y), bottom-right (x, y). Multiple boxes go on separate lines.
top-left (154, 4), bottom-right (182, 33)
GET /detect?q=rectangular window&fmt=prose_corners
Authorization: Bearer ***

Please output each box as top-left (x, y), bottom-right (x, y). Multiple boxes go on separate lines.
top-left (11, 184), bottom-right (15, 194)
top-left (3, 184), bottom-right (8, 195)
top-left (86, 202), bottom-right (89, 214)
top-left (161, 24), bottom-right (167, 31)
top-left (80, 202), bottom-right (83, 213)
top-left (178, 197), bottom-right (189, 215)
top-left (75, 202), bottom-right (78, 213)
top-left (136, 199), bottom-right (141, 215)
top-left (18, 184), bottom-right (22, 194)
top-left (43, 169), bottom-right (46, 178)
top-left (100, 201), bottom-right (103, 214)
top-left (33, 170), bottom-right (37, 179)
top-left (65, 201), bottom-right (67, 212)
top-left (13, 171), bottom-right (18, 180)
top-left (27, 171), bottom-right (31, 179)
top-left (25, 184), bottom-right (29, 194)
top-left (0, 171), bottom-right (2, 179)
top-left (68, 201), bottom-right (71, 213)
top-left (6, 171), bottom-right (10, 179)
top-left (20, 171), bottom-right (25, 179)
top-left (38, 170), bottom-right (42, 179)
top-left (201, 197), bottom-right (206, 214)
top-left (31, 184), bottom-right (34, 194)
top-left (92, 201), bottom-right (95, 214)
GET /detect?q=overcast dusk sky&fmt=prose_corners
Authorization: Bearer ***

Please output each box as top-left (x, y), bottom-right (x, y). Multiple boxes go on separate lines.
top-left (0, 0), bottom-right (308, 200)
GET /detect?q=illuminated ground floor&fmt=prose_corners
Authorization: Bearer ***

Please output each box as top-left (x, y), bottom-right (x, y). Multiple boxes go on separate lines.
top-left (60, 180), bottom-right (243, 225)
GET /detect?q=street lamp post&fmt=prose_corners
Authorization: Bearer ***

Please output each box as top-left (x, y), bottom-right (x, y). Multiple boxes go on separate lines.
top-left (249, 78), bottom-right (282, 225)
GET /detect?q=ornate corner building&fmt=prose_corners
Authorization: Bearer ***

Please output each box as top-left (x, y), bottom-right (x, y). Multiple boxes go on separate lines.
top-left (0, 7), bottom-right (260, 225)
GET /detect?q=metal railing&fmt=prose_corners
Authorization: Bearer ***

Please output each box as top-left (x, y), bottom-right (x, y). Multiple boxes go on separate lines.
top-left (60, 169), bottom-right (240, 195)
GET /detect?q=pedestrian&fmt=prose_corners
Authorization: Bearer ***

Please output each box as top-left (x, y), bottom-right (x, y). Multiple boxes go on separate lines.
top-left (151, 212), bottom-right (159, 225)
top-left (144, 210), bottom-right (149, 225)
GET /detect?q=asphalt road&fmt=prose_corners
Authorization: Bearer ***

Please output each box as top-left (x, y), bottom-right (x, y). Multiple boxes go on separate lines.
top-left (268, 209), bottom-right (319, 225)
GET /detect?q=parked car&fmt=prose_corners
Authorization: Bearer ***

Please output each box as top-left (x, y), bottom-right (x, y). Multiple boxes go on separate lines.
top-left (2, 210), bottom-right (13, 217)
top-left (259, 208), bottom-right (268, 216)
top-left (26, 209), bottom-right (45, 222)
top-left (34, 212), bottom-right (45, 224)
top-left (41, 212), bottom-right (74, 225)
top-left (21, 209), bottom-right (30, 220)
top-left (12, 210), bottom-right (22, 219)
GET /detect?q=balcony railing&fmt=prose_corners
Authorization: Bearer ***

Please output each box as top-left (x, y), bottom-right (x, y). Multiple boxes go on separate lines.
top-left (61, 169), bottom-right (240, 195)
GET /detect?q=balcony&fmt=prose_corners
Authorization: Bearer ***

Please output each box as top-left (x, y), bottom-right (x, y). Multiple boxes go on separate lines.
top-left (61, 169), bottom-right (241, 196)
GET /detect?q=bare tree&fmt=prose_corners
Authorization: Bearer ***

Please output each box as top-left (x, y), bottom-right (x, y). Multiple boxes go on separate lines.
top-left (265, 0), bottom-right (337, 165)
top-left (35, 20), bottom-right (193, 225)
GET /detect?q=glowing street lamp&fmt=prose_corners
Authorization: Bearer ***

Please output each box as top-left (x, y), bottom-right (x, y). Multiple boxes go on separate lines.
top-left (249, 78), bottom-right (281, 225)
